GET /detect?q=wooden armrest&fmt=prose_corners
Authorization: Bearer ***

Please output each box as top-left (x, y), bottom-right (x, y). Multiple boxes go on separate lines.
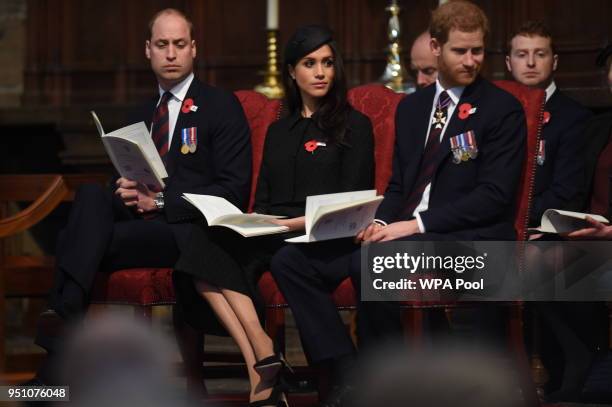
top-left (0, 175), bottom-right (69, 238)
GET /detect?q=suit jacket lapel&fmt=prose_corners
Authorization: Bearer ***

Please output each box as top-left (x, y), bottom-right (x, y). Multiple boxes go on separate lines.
top-left (414, 86), bottom-right (436, 154)
top-left (432, 76), bottom-right (484, 169)
top-left (166, 79), bottom-right (202, 177)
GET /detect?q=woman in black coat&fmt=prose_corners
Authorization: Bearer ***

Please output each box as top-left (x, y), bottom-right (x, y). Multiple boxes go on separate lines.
top-left (173, 25), bottom-right (374, 406)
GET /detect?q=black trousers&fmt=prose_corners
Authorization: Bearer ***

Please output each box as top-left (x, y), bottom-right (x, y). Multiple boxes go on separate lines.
top-left (270, 239), bottom-right (357, 365)
top-left (37, 184), bottom-right (180, 352)
top-left (351, 233), bottom-right (505, 352)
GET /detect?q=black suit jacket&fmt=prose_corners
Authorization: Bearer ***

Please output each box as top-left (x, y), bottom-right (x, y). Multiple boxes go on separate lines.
top-left (130, 78), bottom-right (252, 223)
top-left (377, 76), bottom-right (526, 240)
top-left (530, 89), bottom-right (592, 225)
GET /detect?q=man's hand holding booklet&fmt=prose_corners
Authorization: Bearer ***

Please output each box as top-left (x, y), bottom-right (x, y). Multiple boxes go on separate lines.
top-left (91, 111), bottom-right (167, 192)
top-left (529, 209), bottom-right (610, 235)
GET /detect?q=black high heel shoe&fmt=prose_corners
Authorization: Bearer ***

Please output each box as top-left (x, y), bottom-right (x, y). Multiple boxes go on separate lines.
top-left (249, 380), bottom-right (289, 407)
top-left (254, 353), bottom-right (293, 382)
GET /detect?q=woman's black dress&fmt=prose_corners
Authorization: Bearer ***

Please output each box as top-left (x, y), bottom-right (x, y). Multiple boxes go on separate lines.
top-left (173, 108), bottom-right (375, 333)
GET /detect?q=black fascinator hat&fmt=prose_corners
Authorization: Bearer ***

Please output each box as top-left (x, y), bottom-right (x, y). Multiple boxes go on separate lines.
top-left (284, 25), bottom-right (333, 65)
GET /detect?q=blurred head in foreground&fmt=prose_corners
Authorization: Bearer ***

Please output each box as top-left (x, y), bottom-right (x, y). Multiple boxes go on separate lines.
top-left (350, 342), bottom-right (525, 407)
top-left (59, 312), bottom-right (195, 407)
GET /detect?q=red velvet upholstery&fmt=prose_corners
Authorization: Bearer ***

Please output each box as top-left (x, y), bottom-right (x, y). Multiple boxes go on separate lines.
top-left (90, 268), bottom-right (175, 306)
top-left (493, 80), bottom-right (545, 241)
top-left (234, 90), bottom-right (282, 212)
top-left (348, 84), bottom-right (406, 194)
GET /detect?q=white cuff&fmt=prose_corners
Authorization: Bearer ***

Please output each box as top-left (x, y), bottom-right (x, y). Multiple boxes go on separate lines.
top-left (373, 219), bottom-right (388, 227)
top-left (415, 213), bottom-right (425, 233)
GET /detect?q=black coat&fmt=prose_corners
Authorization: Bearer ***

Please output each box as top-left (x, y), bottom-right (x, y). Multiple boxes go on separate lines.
top-left (530, 89), bottom-right (592, 225)
top-left (254, 108), bottom-right (375, 217)
top-left (377, 76), bottom-right (526, 240)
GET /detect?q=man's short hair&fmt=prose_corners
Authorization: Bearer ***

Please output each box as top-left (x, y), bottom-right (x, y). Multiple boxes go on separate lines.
top-left (148, 8), bottom-right (194, 40)
top-left (507, 20), bottom-right (555, 55)
top-left (429, 1), bottom-right (489, 45)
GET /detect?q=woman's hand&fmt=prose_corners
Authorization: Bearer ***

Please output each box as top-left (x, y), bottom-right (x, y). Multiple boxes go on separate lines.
top-left (269, 216), bottom-right (306, 232)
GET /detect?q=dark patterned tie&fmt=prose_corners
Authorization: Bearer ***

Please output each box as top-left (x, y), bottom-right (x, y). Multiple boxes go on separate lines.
top-left (402, 90), bottom-right (452, 217)
top-left (151, 91), bottom-right (173, 164)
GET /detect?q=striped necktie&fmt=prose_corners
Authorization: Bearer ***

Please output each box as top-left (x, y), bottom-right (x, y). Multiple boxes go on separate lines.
top-left (402, 90), bottom-right (452, 217)
top-left (151, 91), bottom-right (173, 164)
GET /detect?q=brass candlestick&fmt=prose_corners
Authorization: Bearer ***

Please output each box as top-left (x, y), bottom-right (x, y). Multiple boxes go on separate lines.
top-left (255, 29), bottom-right (284, 99)
top-left (380, 1), bottom-right (414, 93)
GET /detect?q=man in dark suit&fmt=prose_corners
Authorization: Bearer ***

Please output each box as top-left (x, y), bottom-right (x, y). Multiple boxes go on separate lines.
top-left (34, 8), bottom-right (251, 383)
top-left (505, 20), bottom-right (592, 227)
top-left (350, 2), bottom-right (526, 357)
top-left (506, 25), bottom-right (602, 401)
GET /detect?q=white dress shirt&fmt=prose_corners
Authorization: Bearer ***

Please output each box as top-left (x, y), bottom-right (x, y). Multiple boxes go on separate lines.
top-left (154, 72), bottom-right (195, 149)
top-left (544, 80), bottom-right (556, 103)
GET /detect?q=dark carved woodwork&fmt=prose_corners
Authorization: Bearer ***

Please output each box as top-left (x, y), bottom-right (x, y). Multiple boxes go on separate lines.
top-left (20, 0), bottom-right (610, 109)
top-left (0, 0), bottom-right (606, 173)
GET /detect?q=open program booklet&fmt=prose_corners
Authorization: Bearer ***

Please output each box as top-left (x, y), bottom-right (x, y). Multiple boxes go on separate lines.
top-left (285, 190), bottom-right (383, 243)
top-left (91, 111), bottom-right (167, 191)
top-left (530, 209), bottom-right (610, 234)
top-left (182, 194), bottom-right (289, 237)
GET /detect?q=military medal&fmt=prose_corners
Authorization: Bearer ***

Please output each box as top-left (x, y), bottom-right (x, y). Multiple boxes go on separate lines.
top-left (537, 139), bottom-right (546, 166)
top-left (432, 109), bottom-right (447, 129)
top-left (181, 130), bottom-right (189, 154)
top-left (450, 137), bottom-right (463, 164)
top-left (188, 127), bottom-right (197, 153)
top-left (181, 127), bottom-right (198, 154)
top-left (450, 131), bottom-right (478, 164)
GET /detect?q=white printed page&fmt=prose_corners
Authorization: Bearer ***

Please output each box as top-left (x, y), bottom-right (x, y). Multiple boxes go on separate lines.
top-left (309, 196), bottom-right (383, 241)
top-left (182, 194), bottom-right (243, 224)
top-left (104, 121), bottom-right (168, 180)
top-left (304, 190), bottom-right (377, 233)
top-left (533, 209), bottom-right (610, 234)
top-left (101, 137), bottom-right (164, 191)
top-left (182, 194), bottom-right (288, 237)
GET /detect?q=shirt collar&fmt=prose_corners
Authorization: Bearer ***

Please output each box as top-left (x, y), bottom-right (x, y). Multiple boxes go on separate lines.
top-left (434, 79), bottom-right (465, 106)
top-left (545, 80), bottom-right (557, 102)
top-left (287, 108), bottom-right (317, 130)
top-left (157, 72), bottom-right (194, 103)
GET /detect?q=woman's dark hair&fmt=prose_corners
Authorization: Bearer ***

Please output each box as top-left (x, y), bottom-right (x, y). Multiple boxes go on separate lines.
top-left (282, 40), bottom-right (351, 145)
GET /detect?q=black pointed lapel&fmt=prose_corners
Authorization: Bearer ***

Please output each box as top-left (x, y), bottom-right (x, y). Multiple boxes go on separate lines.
top-left (410, 85), bottom-right (437, 159)
top-left (166, 79), bottom-right (202, 176)
top-left (432, 76), bottom-right (484, 170)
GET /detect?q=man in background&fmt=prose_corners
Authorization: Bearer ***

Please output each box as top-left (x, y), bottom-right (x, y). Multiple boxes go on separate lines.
top-left (410, 31), bottom-right (438, 88)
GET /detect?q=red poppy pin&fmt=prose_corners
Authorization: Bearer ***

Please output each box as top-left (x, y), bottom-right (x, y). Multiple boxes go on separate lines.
top-left (458, 103), bottom-right (476, 120)
top-left (543, 111), bottom-right (551, 125)
top-left (181, 98), bottom-right (198, 113)
top-left (305, 140), bottom-right (318, 153)
top-left (304, 139), bottom-right (326, 153)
